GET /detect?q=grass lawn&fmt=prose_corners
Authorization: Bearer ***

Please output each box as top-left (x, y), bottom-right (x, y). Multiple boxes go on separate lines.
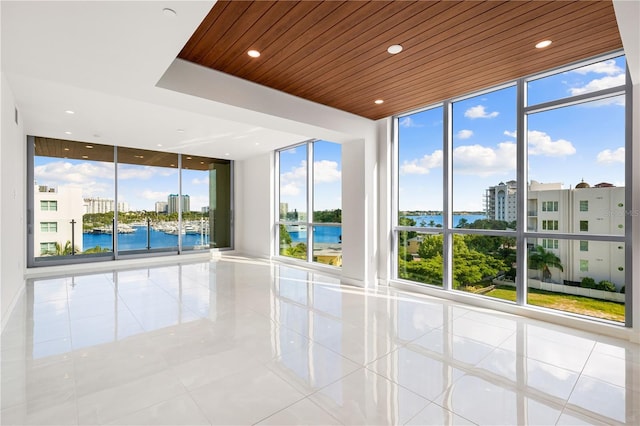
top-left (485, 285), bottom-right (625, 323)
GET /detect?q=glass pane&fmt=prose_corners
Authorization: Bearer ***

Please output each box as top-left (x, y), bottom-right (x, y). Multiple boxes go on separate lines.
top-left (180, 156), bottom-right (211, 250)
top-left (33, 138), bottom-right (114, 259)
top-left (116, 147), bottom-right (179, 253)
top-left (527, 240), bottom-right (625, 323)
top-left (181, 155), bottom-right (232, 249)
top-left (312, 225), bottom-right (342, 267)
top-left (279, 223), bottom-right (307, 260)
top-left (452, 86), bottom-right (517, 230)
top-left (453, 234), bottom-right (517, 302)
top-left (527, 95), bottom-right (625, 237)
top-left (397, 231), bottom-right (443, 286)
top-left (313, 140), bottom-right (341, 223)
top-left (527, 56), bottom-right (626, 106)
top-left (279, 146), bottom-right (307, 223)
top-left (398, 107), bottom-right (443, 226)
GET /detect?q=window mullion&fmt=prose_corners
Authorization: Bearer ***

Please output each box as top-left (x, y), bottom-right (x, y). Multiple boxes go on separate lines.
top-left (516, 77), bottom-right (527, 306)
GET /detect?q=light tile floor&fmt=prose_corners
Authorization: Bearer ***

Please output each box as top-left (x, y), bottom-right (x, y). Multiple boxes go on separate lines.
top-left (1, 257), bottom-right (639, 425)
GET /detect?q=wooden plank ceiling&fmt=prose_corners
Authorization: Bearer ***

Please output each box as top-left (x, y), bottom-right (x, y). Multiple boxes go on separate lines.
top-left (178, 0), bottom-right (623, 120)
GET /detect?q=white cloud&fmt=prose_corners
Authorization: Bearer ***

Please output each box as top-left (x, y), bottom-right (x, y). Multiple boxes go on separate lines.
top-left (569, 74), bottom-right (626, 96)
top-left (400, 150), bottom-right (443, 175)
top-left (35, 160), bottom-right (114, 183)
top-left (34, 161), bottom-right (114, 197)
top-left (280, 182), bottom-right (301, 196)
top-left (313, 160), bottom-right (341, 183)
top-left (191, 177), bottom-right (209, 185)
top-left (597, 147), bottom-right (625, 164)
top-left (140, 190), bottom-right (170, 201)
top-left (188, 195), bottom-right (209, 211)
top-left (453, 142), bottom-right (516, 176)
top-left (399, 117), bottom-right (424, 128)
top-left (464, 105), bottom-right (499, 119)
top-left (280, 160), bottom-right (340, 197)
top-left (457, 129), bottom-right (473, 139)
top-left (503, 130), bottom-right (577, 157)
top-left (572, 59), bottom-right (623, 75)
top-left (528, 130), bottom-right (576, 157)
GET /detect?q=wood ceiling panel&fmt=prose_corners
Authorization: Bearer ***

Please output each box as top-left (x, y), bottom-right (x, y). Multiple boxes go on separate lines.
top-left (332, 6), bottom-right (621, 115)
top-left (178, 0), bottom-right (623, 120)
top-left (309, 1), bottom-right (602, 105)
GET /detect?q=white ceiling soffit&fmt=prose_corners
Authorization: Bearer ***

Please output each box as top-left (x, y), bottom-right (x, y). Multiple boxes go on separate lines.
top-left (1, 1), bottom-right (368, 160)
top-left (613, 0), bottom-right (640, 85)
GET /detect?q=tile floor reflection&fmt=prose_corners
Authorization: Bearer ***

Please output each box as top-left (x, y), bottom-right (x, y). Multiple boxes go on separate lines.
top-left (1, 257), bottom-right (639, 425)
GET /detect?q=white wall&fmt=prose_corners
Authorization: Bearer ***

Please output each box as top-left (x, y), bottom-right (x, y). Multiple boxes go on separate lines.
top-left (631, 80), bottom-right (640, 342)
top-left (1, 72), bottom-right (26, 330)
top-left (234, 152), bottom-right (274, 259)
top-left (377, 118), bottom-right (393, 285)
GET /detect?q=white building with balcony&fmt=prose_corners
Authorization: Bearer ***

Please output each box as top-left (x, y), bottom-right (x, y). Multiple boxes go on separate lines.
top-left (34, 185), bottom-right (84, 255)
top-left (527, 180), bottom-right (625, 289)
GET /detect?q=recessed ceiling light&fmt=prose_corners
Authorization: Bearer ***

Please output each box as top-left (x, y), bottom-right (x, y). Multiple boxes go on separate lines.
top-left (65, 110), bottom-right (75, 115)
top-left (224, 153), bottom-right (230, 156)
top-left (255, 142), bottom-right (260, 146)
top-left (535, 40), bottom-right (552, 49)
top-left (200, 161), bottom-right (205, 164)
top-left (157, 144), bottom-right (163, 147)
top-left (186, 156), bottom-right (192, 160)
top-left (387, 44), bottom-right (403, 54)
top-left (170, 163), bottom-right (175, 167)
top-left (82, 155), bottom-right (89, 159)
top-left (162, 8), bottom-right (176, 17)
top-left (176, 129), bottom-right (185, 133)
top-left (86, 145), bottom-right (93, 149)
top-left (64, 148), bottom-right (70, 151)
top-left (374, 99), bottom-right (384, 104)
top-left (247, 50), bottom-right (261, 58)
top-left (64, 131), bottom-right (72, 135)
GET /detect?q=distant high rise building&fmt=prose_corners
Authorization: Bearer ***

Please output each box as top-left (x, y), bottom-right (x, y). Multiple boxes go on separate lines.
top-left (485, 180), bottom-right (517, 222)
top-left (155, 201), bottom-right (168, 214)
top-left (83, 197), bottom-right (129, 214)
top-left (279, 202), bottom-right (288, 219)
top-left (168, 194), bottom-right (190, 214)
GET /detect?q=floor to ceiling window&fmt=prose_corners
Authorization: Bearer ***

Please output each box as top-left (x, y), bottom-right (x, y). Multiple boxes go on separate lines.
top-left (27, 137), bottom-right (232, 266)
top-left (393, 53), bottom-right (630, 326)
top-left (277, 140), bottom-right (342, 267)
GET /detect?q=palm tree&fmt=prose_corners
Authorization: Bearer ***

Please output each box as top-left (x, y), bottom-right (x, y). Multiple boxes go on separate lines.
top-left (529, 245), bottom-right (563, 282)
top-left (53, 240), bottom-right (79, 256)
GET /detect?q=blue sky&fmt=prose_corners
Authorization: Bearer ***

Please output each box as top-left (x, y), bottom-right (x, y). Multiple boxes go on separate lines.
top-left (34, 158), bottom-right (211, 212)
top-left (398, 55), bottom-right (627, 212)
top-left (279, 140), bottom-right (342, 214)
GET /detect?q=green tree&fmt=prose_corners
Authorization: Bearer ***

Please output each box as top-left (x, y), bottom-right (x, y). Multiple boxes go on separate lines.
top-left (529, 245), bottom-right (563, 282)
top-left (468, 219), bottom-right (510, 230)
top-left (456, 218), bottom-right (468, 228)
top-left (398, 216), bottom-right (417, 246)
top-left (413, 234), bottom-right (507, 289)
top-left (83, 245), bottom-right (111, 254)
top-left (417, 234), bottom-right (443, 259)
top-left (285, 243), bottom-right (307, 260)
top-left (50, 240), bottom-right (79, 256)
top-left (279, 224), bottom-right (292, 245)
top-left (313, 209), bottom-right (342, 223)
top-left (399, 254), bottom-right (444, 285)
